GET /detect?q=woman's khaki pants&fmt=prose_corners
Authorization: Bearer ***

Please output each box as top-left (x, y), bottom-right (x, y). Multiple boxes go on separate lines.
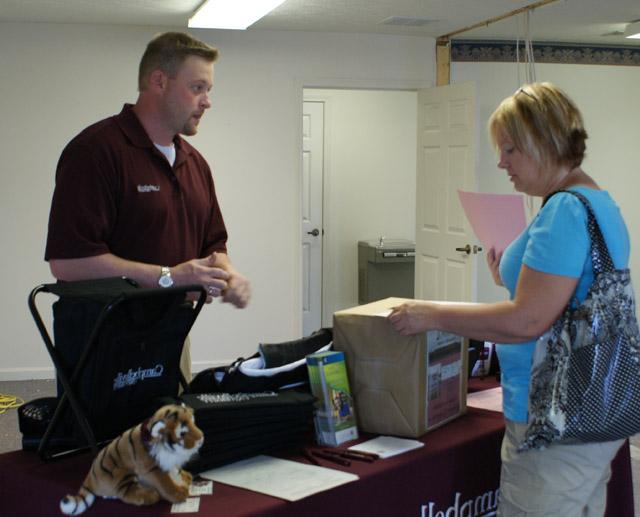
top-left (498, 419), bottom-right (624, 517)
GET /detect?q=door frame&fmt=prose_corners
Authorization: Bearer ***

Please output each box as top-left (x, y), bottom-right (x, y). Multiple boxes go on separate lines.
top-left (295, 78), bottom-right (477, 335)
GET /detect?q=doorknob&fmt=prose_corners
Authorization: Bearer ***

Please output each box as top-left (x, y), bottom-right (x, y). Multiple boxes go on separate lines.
top-left (307, 228), bottom-right (320, 237)
top-left (455, 244), bottom-right (483, 255)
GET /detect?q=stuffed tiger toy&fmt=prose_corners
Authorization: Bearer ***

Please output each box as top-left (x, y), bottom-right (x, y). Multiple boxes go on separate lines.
top-left (60, 404), bottom-right (203, 515)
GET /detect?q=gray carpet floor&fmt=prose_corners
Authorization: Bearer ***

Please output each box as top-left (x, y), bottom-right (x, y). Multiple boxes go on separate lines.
top-left (1, 379), bottom-right (639, 515)
top-left (1, 379), bottom-right (56, 453)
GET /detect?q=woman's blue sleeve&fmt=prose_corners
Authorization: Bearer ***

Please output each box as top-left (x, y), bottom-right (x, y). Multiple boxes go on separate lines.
top-left (523, 194), bottom-right (589, 278)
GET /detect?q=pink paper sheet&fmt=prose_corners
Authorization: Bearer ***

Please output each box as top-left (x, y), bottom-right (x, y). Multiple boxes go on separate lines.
top-left (457, 190), bottom-right (527, 254)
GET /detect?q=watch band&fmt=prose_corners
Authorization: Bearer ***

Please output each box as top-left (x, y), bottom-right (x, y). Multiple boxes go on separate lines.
top-left (158, 266), bottom-right (173, 288)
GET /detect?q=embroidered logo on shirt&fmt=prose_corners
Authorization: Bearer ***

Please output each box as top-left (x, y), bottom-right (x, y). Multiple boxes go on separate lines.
top-left (137, 184), bottom-right (160, 193)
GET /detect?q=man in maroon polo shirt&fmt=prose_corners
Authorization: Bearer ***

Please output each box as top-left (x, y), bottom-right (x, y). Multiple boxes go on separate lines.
top-left (45, 32), bottom-right (250, 380)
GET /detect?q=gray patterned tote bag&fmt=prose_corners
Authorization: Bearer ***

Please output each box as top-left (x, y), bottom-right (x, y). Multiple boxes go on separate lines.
top-left (519, 190), bottom-right (640, 451)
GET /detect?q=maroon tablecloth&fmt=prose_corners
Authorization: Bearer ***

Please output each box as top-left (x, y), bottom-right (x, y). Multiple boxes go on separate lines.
top-left (0, 402), bottom-right (634, 517)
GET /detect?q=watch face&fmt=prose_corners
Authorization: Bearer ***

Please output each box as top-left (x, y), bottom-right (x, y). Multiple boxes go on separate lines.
top-left (159, 273), bottom-right (173, 288)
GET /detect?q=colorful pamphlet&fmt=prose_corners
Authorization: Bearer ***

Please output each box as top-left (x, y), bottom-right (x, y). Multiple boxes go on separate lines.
top-left (306, 351), bottom-right (358, 446)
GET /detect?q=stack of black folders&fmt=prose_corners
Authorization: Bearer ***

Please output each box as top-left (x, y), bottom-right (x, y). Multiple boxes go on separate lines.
top-left (158, 390), bottom-right (315, 473)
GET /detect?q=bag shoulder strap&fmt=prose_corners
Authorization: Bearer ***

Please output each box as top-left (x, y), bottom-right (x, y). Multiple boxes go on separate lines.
top-left (543, 189), bottom-right (614, 275)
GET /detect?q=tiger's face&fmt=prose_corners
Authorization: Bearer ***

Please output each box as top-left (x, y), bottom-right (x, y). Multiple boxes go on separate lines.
top-left (147, 404), bottom-right (204, 472)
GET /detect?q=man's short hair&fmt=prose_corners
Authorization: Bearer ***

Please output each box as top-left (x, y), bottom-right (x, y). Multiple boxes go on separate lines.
top-left (138, 32), bottom-right (218, 91)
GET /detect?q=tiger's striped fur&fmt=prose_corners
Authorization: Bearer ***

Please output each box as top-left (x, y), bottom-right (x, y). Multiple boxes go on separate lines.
top-left (60, 404), bottom-right (203, 515)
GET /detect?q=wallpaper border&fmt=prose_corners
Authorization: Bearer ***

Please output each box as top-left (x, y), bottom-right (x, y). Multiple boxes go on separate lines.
top-left (451, 40), bottom-right (640, 66)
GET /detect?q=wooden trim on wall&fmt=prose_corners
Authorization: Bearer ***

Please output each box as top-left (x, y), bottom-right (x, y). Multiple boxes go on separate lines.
top-left (436, 37), bottom-right (451, 86)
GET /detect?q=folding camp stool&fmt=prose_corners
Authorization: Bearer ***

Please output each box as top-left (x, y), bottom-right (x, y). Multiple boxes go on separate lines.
top-left (28, 277), bottom-right (206, 460)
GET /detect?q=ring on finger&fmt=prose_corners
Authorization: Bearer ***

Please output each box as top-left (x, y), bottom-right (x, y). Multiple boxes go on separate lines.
top-left (208, 286), bottom-right (215, 295)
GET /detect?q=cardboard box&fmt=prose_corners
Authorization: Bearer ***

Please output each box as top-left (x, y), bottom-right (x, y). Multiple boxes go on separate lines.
top-left (306, 351), bottom-right (359, 446)
top-left (333, 297), bottom-right (468, 438)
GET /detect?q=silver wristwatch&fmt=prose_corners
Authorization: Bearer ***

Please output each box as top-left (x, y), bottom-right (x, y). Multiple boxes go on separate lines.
top-left (158, 266), bottom-right (174, 288)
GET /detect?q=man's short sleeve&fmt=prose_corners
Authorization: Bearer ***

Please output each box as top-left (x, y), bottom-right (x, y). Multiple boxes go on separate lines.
top-left (45, 142), bottom-right (117, 260)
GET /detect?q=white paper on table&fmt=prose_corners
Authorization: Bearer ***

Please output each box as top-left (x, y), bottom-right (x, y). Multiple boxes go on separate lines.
top-left (199, 455), bottom-right (358, 502)
top-left (466, 386), bottom-right (503, 413)
top-left (189, 480), bottom-right (213, 496)
top-left (457, 190), bottom-right (527, 254)
top-left (348, 436), bottom-right (424, 459)
top-left (171, 497), bottom-right (200, 513)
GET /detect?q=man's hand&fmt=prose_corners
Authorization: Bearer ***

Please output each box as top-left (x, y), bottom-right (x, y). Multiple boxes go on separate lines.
top-left (172, 254), bottom-right (230, 303)
top-left (209, 252), bottom-right (252, 308)
top-left (221, 271), bottom-right (251, 308)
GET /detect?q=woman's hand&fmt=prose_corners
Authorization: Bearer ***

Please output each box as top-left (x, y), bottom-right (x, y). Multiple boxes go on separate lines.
top-left (487, 247), bottom-right (504, 287)
top-left (387, 301), bottom-right (436, 336)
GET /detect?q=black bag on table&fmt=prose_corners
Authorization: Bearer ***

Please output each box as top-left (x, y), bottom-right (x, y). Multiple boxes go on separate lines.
top-left (189, 328), bottom-right (333, 394)
top-left (156, 390), bottom-right (316, 473)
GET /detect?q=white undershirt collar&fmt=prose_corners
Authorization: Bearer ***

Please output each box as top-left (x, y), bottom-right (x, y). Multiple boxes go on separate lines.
top-left (154, 142), bottom-right (176, 167)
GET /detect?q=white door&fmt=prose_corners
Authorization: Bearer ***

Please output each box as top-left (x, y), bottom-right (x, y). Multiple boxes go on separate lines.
top-left (302, 101), bottom-right (324, 335)
top-left (415, 82), bottom-right (477, 302)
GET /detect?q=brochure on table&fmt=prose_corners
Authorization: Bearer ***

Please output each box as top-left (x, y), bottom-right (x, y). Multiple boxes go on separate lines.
top-left (200, 455), bottom-right (358, 502)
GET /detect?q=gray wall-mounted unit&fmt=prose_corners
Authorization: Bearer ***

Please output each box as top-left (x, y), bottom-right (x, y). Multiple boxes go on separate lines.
top-left (358, 238), bottom-right (415, 304)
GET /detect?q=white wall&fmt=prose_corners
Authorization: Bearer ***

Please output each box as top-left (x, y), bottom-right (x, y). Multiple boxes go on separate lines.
top-left (304, 88), bottom-right (417, 324)
top-left (5, 21), bottom-right (637, 380)
top-left (0, 22), bottom-right (435, 380)
top-left (452, 61), bottom-right (640, 305)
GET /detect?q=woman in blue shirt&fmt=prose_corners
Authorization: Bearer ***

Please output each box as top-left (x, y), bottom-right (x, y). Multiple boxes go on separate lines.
top-left (389, 82), bottom-right (630, 516)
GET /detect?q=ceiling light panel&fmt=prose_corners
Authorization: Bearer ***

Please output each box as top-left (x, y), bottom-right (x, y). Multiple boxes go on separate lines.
top-left (624, 21), bottom-right (640, 39)
top-left (189, 0), bottom-right (287, 30)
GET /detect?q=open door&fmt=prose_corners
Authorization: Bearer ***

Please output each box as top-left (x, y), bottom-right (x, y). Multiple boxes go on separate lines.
top-left (415, 82), bottom-right (477, 302)
top-left (301, 101), bottom-right (324, 335)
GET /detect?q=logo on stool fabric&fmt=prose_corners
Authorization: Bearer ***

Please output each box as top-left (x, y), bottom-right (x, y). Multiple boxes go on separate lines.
top-left (113, 365), bottom-right (164, 390)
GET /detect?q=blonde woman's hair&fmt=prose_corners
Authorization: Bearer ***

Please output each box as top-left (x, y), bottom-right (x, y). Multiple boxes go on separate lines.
top-left (488, 82), bottom-right (587, 169)
top-left (138, 32), bottom-right (218, 91)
